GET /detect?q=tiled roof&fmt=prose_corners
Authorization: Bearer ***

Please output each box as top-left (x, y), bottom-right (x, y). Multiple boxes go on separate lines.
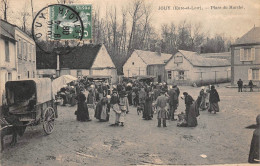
top-left (200, 52), bottom-right (231, 62)
top-left (36, 51), bottom-right (57, 69)
top-left (235, 27), bottom-right (260, 45)
top-left (37, 44), bottom-right (103, 69)
top-left (134, 50), bottom-right (172, 65)
top-left (178, 50), bottom-right (230, 67)
top-left (0, 19), bottom-right (15, 40)
top-left (61, 44), bottom-right (102, 69)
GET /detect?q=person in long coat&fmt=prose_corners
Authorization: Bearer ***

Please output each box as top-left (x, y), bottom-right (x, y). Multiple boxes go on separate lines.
top-left (153, 90), bottom-right (169, 127)
top-left (186, 100), bottom-right (199, 127)
top-left (75, 91), bottom-right (91, 122)
top-left (199, 87), bottom-right (207, 111)
top-left (143, 92), bottom-right (153, 120)
top-left (168, 86), bottom-right (178, 121)
top-left (209, 85), bottom-right (220, 114)
top-left (94, 98), bottom-right (109, 122)
top-left (248, 114), bottom-right (260, 163)
top-left (183, 92), bottom-right (194, 121)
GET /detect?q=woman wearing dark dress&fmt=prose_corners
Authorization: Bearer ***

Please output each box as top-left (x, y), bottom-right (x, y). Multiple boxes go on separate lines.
top-left (248, 114), bottom-right (260, 163)
top-left (209, 85), bottom-right (220, 114)
top-left (143, 92), bottom-right (153, 120)
top-left (76, 91), bottom-right (91, 122)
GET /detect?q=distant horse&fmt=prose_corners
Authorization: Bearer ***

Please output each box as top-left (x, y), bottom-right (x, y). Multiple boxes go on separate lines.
top-left (0, 110), bottom-right (26, 152)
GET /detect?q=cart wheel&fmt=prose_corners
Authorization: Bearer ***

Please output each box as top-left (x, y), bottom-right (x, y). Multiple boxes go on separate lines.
top-left (43, 107), bottom-right (55, 135)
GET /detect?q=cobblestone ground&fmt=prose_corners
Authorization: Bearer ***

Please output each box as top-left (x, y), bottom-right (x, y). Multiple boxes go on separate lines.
top-left (1, 84), bottom-right (259, 166)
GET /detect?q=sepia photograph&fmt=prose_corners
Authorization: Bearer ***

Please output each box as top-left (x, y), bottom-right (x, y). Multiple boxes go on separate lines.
top-left (0, 0), bottom-right (259, 165)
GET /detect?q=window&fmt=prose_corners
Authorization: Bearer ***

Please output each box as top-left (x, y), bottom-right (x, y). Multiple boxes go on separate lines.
top-left (240, 48), bottom-right (255, 61)
top-left (252, 69), bottom-right (259, 80)
top-left (167, 71), bottom-right (172, 79)
top-left (17, 39), bottom-right (20, 58)
top-left (132, 62), bottom-right (134, 65)
top-left (29, 44), bottom-right (32, 61)
top-left (5, 40), bottom-right (10, 62)
top-left (179, 71), bottom-right (184, 80)
top-left (174, 56), bottom-right (183, 64)
top-left (24, 42), bottom-right (28, 60)
top-left (32, 45), bottom-right (35, 62)
top-left (77, 70), bottom-right (82, 77)
top-left (248, 69), bottom-right (260, 80)
top-left (21, 40), bottom-right (24, 59)
top-left (8, 72), bottom-right (12, 81)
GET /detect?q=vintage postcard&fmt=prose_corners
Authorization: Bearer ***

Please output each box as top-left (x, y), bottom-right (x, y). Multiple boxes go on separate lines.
top-left (0, 0), bottom-right (259, 165)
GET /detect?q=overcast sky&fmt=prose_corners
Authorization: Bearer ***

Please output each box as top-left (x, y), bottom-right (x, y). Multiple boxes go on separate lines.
top-left (6, 0), bottom-right (260, 39)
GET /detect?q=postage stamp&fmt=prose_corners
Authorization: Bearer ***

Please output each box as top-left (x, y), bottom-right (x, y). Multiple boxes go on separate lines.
top-left (48, 4), bottom-right (92, 40)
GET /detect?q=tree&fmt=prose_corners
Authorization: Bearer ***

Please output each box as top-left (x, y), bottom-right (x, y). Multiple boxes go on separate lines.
top-left (138, 3), bottom-right (152, 50)
top-left (128, 0), bottom-right (144, 55)
top-left (1, 0), bottom-right (9, 21)
top-left (189, 22), bottom-right (204, 52)
top-left (20, 4), bottom-right (31, 33)
top-left (177, 20), bottom-right (191, 50)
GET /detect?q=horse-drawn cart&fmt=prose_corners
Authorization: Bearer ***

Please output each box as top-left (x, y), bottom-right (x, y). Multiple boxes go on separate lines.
top-left (2, 78), bottom-right (58, 136)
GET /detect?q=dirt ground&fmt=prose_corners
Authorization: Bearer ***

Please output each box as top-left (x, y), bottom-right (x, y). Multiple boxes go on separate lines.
top-left (1, 84), bottom-right (259, 166)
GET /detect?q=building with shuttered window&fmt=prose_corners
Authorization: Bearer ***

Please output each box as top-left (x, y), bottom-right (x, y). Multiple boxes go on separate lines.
top-left (231, 27), bottom-right (260, 85)
top-left (165, 50), bottom-right (231, 86)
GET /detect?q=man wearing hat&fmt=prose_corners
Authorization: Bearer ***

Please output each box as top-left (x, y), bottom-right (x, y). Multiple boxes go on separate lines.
top-left (153, 90), bottom-right (169, 127)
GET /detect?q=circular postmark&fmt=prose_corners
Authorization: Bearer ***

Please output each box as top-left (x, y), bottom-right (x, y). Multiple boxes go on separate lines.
top-left (32, 4), bottom-right (84, 55)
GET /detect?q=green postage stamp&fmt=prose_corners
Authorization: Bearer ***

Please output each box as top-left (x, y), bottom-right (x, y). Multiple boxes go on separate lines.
top-left (49, 4), bottom-right (92, 40)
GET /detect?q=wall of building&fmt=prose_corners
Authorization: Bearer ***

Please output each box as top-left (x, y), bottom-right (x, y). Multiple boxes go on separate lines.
top-left (0, 38), bottom-right (17, 105)
top-left (165, 52), bottom-right (230, 86)
top-left (123, 51), bottom-right (147, 77)
top-left (147, 64), bottom-right (165, 83)
top-left (92, 45), bottom-right (115, 69)
top-left (165, 52), bottom-right (194, 85)
top-left (231, 45), bottom-right (260, 85)
top-left (15, 28), bottom-right (36, 79)
top-left (37, 69), bottom-right (56, 77)
top-left (91, 68), bottom-right (117, 84)
top-left (191, 66), bottom-right (231, 86)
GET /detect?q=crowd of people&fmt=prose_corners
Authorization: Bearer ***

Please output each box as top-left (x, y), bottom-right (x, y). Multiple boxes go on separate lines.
top-left (57, 78), bottom-right (221, 128)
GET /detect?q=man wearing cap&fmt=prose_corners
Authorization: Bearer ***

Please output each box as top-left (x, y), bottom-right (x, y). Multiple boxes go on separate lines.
top-left (153, 90), bottom-right (169, 127)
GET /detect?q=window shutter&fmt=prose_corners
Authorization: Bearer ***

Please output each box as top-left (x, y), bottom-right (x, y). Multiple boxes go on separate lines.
top-left (251, 48), bottom-right (255, 61)
top-left (248, 69), bottom-right (252, 80)
top-left (240, 48), bottom-right (244, 61)
top-left (17, 40), bottom-right (20, 58)
top-left (258, 70), bottom-right (260, 80)
top-left (174, 71), bottom-right (179, 80)
top-left (184, 71), bottom-right (188, 80)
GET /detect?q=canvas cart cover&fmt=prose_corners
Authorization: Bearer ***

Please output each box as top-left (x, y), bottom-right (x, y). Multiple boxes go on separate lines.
top-left (52, 75), bottom-right (77, 95)
top-left (35, 78), bottom-right (52, 103)
top-left (5, 78), bottom-right (52, 104)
